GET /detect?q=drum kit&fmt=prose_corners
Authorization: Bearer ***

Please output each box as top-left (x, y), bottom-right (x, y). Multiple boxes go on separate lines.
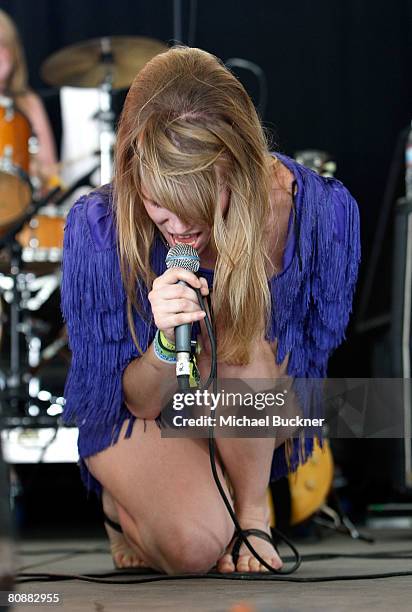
top-left (0, 35), bottom-right (167, 425)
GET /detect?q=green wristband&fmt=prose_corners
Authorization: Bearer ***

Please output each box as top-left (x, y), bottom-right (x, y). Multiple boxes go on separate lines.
top-left (159, 330), bottom-right (176, 352)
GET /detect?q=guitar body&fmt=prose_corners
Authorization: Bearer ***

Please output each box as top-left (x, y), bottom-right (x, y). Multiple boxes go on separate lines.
top-left (269, 439), bottom-right (334, 527)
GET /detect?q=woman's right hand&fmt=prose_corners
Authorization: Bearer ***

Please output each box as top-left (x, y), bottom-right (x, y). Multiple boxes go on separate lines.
top-left (148, 268), bottom-right (209, 344)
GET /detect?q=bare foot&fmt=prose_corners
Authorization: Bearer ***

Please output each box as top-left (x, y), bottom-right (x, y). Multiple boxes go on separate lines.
top-left (216, 502), bottom-right (283, 573)
top-left (102, 488), bottom-right (147, 569)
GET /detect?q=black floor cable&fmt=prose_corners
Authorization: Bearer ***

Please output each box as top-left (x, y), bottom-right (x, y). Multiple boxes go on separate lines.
top-left (14, 563), bottom-right (412, 585)
top-left (15, 547), bottom-right (412, 561)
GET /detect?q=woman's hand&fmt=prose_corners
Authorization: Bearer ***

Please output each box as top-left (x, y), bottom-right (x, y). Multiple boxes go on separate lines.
top-left (148, 268), bottom-right (209, 344)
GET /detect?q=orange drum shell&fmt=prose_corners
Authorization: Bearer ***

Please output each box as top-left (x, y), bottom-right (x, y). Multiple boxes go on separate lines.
top-left (0, 102), bottom-right (33, 233)
top-left (0, 103), bottom-right (31, 172)
top-left (17, 215), bottom-right (65, 250)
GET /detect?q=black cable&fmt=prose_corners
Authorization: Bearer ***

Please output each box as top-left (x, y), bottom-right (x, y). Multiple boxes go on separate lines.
top-left (16, 548), bottom-right (412, 561)
top-left (14, 547), bottom-right (412, 584)
top-left (14, 567), bottom-right (412, 584)
top-left (193, 288), bottom-right (301, 574)
top-left (15, 546), bottom-right (412, 569)
top-left (13, 539), bottom-right (412, 584)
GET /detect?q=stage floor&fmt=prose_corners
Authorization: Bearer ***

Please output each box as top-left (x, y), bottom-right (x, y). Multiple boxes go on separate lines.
top-left (10, 528), bottom-right (412, 611)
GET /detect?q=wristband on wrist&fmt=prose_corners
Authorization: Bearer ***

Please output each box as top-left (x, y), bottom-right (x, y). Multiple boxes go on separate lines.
top-left (154, 329), bottom-right (176, 363)
top-left (158, 330), bottom-right (176, 352)
top-left (153, 330), bottom-right (201, 388)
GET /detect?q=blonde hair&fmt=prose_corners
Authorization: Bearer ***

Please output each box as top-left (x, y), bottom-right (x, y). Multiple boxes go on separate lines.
top-left (0, 10), bottom-right (28, 95)
top-left (114, 46), bottom-right (275, 365)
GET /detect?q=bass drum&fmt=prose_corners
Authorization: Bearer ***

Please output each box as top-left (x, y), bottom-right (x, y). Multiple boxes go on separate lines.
top-left (0, 96), bottom-right (33, 235)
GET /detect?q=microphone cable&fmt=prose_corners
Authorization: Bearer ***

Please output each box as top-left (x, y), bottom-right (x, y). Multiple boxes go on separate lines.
top-left (193, 286), bottom-right (302, 574)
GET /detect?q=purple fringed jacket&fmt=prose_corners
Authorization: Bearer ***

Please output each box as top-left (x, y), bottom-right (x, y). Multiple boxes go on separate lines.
top-left (61, 153), bottom-right (361, 495)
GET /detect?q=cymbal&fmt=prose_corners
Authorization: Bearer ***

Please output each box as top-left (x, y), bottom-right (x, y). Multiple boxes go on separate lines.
top-left (41, 36), bottom-right (168, 89)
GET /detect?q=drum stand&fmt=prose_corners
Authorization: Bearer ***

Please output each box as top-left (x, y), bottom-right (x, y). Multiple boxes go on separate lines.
top-left (0, 188), bottom-right (61, 425)
top-left (4, 240), bottom-right (27, 402)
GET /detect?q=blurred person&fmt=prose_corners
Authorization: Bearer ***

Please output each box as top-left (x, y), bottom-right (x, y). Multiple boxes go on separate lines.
top-left (0, 9), bottom-right (57, 188)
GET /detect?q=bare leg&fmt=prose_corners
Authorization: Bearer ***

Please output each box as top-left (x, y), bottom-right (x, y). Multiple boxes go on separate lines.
top-left (86, 418), bottom-right (235, 575)
top-left (214, 437), bottom-right (282, 573)
top-left (102, 488), bottom-right (148, 568)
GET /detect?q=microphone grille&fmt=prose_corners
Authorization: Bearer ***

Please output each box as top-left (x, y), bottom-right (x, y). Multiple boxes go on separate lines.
top-left (165, 243), bottom-right (200, 272)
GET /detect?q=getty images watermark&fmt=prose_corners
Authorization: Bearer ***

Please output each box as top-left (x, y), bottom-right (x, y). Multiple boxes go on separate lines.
top-left (171, 388), bottom-right (325, 429)
top-left (157, 378), bottom-right (412, 439)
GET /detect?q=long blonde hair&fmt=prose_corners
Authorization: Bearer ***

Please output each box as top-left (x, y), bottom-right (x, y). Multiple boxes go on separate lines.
top-left (0, 10), bottom-right (29, 95)
top-left (114, 46), bottom-right (274, 365)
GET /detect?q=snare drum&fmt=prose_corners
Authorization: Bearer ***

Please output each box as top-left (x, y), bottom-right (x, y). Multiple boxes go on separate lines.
top-left (0, 96), bottom-right (33, 234)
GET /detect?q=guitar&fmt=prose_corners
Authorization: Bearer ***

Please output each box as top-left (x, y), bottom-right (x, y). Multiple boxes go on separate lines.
top-left (268, 438), bottom-right (334, 527)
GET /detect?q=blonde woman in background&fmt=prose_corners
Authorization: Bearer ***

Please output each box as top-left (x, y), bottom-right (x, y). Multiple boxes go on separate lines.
top-left (0, 9), bottom-right (57, 187)
top-left (61, 46), bottom-right (360, 574)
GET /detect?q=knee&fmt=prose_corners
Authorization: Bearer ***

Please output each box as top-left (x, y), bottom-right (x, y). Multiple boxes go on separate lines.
top-left (158, 521), bottom-right (233, 575)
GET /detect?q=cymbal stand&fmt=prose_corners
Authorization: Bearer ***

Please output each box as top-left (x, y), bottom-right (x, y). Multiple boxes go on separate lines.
top-left (97, 37), bottom-right (116, 184)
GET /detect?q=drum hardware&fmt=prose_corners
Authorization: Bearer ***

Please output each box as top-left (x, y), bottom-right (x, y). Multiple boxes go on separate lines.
top-left (0, 165), bottom-right (98, 427)
top-left (52, 163), bottom-right (99, 208)
top-left (95, 37), bottom-right (116, 184)
top-left (40, 36), bottom-right (168, 90)
top-left (28, 332), bottom-right (69, 378)
top-left (97, 89), bottom-right (115, 184)
top-left (0, 187), bottom-right (61, 418)
top-left (0, 94), bottom-right (14, 118)
top-left (23, 273), bottom-right (60, 312)
top-left (13, 164), bottom-right (98, 264)
top-left (0, 272), bottom-right (60, 311)
top-left (1, 32), bottom-right (167, 423)
top-left (313, 489), bottom-right (374, 543)
top-left (0, 145), bottom-right (16, 172)
top-left (0, 96), bottom-right (33, 232)
top-left (0, 269), bottom-right (63, 407)
top-left (41, 36), bottom-right (168, 184)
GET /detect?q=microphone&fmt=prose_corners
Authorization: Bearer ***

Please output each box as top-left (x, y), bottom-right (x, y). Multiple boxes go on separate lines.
top-left (165, 243), bottom-right (200, 389)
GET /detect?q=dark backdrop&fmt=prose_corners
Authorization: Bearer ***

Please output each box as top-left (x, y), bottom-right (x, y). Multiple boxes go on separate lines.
top-left (2, 0), bottom-right (412, 376)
